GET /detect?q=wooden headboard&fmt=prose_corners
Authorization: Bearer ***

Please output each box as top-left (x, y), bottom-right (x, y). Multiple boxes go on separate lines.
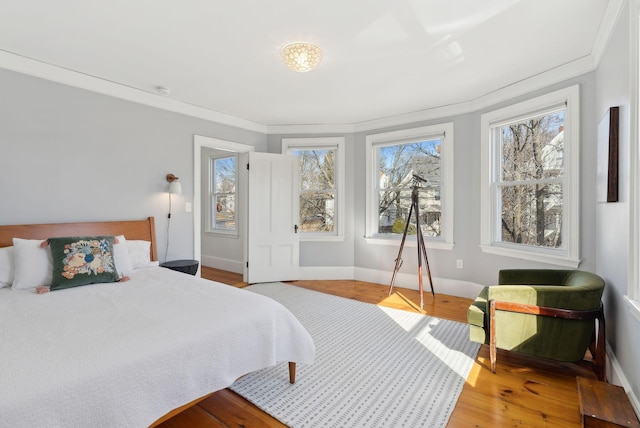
top-left (0, 217), bottom-right (158, 261)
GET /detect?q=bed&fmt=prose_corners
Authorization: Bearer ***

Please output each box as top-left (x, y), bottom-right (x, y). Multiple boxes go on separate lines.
top-left (0, 217), bottom-right (315, 428)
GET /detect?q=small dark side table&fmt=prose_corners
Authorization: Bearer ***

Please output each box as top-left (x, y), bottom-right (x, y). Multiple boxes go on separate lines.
top-left (160, 259), bottom-right (199, 276)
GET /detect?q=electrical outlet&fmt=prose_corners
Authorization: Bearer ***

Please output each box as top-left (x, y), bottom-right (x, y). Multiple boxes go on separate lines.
top-left (456, 259), bottom-right (463, 269)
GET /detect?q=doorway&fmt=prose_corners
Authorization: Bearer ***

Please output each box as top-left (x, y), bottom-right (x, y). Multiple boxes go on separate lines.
top-left (193, 135), bottom-right (253, 275)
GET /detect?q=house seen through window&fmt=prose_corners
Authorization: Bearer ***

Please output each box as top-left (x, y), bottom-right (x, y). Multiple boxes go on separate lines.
top-left (365, 123), bottom-right (454, 248)
top-left (377, 139), bottom-right (442, 237)
top-left (291, 148), bottom-right (335, 233)
top-left (498, 111), bottom-right (565, 248)
top-left (283, 137), bottom-right (345, 240)
top-left (480, 85), bottom-right (579, 266)
top-left (210, 155), bottom-right (236, 232)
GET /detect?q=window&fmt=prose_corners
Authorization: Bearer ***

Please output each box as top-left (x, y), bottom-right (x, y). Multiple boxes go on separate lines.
top-left (209, 154), bottom-right (237, 233)
top-left (283, 137), bottom-right (345, 241)
top-left (627, 9), bottom-right (640, 320)
top-left (365, 123), bottom-right (454, 249)
top-left (480, 85), bottom-right (580, 266)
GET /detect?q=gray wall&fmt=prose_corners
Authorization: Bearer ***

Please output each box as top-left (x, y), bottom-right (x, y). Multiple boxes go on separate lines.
top-left (594, 1), bottom-right (639, 406)
top-left (1, 11), bottom-right (638, 403)
top-left (0, 64), bottom-right (598, 285)
top-left (0, 67), bottom-right (265, 264)
top-left (268, 72), bottom-right (598, 289)
top-left (265, 76), bottom-right (598, 298)
top-left (351, 74), bottom-right (597, 295)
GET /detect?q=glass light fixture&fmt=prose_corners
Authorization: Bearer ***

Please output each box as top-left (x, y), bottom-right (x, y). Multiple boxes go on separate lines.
top-left (281, 42), bottom-right (323, 72)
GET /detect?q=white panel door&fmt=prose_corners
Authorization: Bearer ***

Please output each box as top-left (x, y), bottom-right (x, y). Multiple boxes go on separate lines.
top-left (246, 152), bottom-right (300, 283)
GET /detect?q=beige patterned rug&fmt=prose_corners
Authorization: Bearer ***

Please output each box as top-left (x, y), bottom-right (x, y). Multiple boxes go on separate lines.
top-left (231, 282), bottom-right (479, 428)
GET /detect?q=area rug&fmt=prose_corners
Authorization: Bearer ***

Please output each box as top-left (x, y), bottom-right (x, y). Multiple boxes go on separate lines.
top-left (230, 282), bottom-right (480, 428)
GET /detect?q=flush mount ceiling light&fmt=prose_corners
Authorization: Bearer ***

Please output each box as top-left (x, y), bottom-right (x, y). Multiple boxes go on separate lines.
top-left (281, 42), bottom-right (323, 72)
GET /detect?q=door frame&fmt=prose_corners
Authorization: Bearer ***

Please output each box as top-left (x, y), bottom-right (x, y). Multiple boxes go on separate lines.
top-left (193, 135), bottom-right (254, 273)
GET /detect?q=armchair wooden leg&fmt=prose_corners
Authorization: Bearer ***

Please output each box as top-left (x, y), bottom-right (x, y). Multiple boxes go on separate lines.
top-left (489, 300), bottom-right (497, 374)
top-left (594, 307), bottom-right (606, 382)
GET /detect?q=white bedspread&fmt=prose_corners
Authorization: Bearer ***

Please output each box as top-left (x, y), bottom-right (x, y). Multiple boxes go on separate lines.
top-left (0, 267), bottom-right (315, 428)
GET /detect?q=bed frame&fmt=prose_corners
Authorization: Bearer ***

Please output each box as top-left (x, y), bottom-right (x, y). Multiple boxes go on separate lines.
top-left (0, 217), bottom-right (158, 261)
top-left (0, 215), bottom-right (299, 426)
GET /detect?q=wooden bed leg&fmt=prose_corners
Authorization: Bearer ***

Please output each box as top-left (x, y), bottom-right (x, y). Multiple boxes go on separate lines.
top-left (289, 362), bottom-right (296, 384)
top-left (489, 300), bottom-right (497, 374)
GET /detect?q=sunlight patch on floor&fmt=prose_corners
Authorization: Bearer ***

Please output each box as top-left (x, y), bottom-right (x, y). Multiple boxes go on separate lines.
top-left (378, 291), bottom-right (425, 313)
top-left (376, 305), bottom-right (478, 379)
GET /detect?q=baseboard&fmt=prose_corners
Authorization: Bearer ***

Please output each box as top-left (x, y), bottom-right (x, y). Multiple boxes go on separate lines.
top-left (204, 262), bottom-right (483, 298)
top-left (354, 267), bottom-right (484, 299)
top-left (201, 255), bottom-right (243, 274)
top-left (607, 343), bottom-right (640, 417)
top-left (297, 266), bottom-right (484, 299)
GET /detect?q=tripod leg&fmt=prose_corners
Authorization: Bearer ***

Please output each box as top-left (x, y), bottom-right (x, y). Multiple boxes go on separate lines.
top-left (414, 198), bottom-right (424, 311)
top-left (389, 203), bottom-right (414, 296)
top-left (418, 226), bottom-right (435, 297)
top-left (417, 263), bottom-right (424, 311)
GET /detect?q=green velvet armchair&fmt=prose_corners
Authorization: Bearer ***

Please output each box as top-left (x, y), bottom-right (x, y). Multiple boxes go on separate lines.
top-left (467, 269), bottom-right (606, 380)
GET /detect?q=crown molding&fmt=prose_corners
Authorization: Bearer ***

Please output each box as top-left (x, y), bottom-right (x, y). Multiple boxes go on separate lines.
top-left (1, 3), bottom-right (620, 139)
top-left (0, 50), bottom-right (267, 134)
top-left (266, 123), bottom-right (356, 135)
top-left (275, 55), bottom-right (596, 134)
top-left (591, 0), bottom-right (626, 66)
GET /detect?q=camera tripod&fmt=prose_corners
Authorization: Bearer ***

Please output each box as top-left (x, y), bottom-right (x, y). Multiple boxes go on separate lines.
top-left (388, 174), bottom-right (434, 311)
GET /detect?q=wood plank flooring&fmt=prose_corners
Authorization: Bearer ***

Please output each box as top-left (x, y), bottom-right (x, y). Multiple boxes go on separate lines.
top-left (156, 268), bottom-right (596, 428)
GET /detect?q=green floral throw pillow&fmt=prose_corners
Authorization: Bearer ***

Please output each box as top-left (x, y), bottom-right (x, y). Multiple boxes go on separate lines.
top-left (48, 236), bottom-right (120, 291)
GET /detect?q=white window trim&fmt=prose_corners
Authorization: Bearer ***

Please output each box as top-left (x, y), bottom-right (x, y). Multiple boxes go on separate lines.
top-left (480, 85), bottom-right (580, 267)
top-left (193, 135), bottom-right (254, 268)
top-left (626, 7), bottom-right (640, 322)
top-left (282, 137), bottom-right (345, 242)
top-left (365, 123), bottom-right (454, 250)
top-left (206, 153), bottom-right (239, 237)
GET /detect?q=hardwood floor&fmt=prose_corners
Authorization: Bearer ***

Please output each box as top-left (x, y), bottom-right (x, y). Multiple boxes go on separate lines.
top-left (200, 266), bottom-right (246, 287)
top-left (156, 269), bottom-right (597, 428)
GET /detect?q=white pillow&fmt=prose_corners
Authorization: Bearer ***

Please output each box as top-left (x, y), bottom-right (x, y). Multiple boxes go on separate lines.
top-left (0, 246), bottom-right (14, 288)
top-left (127, 240), bottom-right (153, 269)
top-left (113, 235), bottom-right (134, 277)
top-left (12, 238), bottom-right (53, 290)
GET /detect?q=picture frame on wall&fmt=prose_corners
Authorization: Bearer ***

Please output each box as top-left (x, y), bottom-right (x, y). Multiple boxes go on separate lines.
top-left (596, 106), bottom-right (619, 203)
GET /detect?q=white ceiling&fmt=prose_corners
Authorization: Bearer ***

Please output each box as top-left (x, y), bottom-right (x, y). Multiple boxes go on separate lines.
top-left (0, 0), bottom-right (618, 128)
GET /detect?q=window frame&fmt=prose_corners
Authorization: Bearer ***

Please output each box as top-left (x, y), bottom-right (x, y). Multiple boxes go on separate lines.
top-left (480, 85), bottom-right (580, 267)
top-left (207, 152), bottom-right (238, 236)
top-left (365, 123), bottom-right (454, 250)
top-left (282, 136), bottom-right (345, 242)
top-left (626, 8), bottom-right (640, 321)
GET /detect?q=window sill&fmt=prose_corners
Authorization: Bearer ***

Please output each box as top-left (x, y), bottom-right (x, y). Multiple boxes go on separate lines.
top-left (204, 230), bottom-right (239, 239)
top-left (624, 295), bottom-right (640, 323)
top-left (365, 236), bottom-right (454, 250)
top-left (479, 244), bottom-right (580, 268)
